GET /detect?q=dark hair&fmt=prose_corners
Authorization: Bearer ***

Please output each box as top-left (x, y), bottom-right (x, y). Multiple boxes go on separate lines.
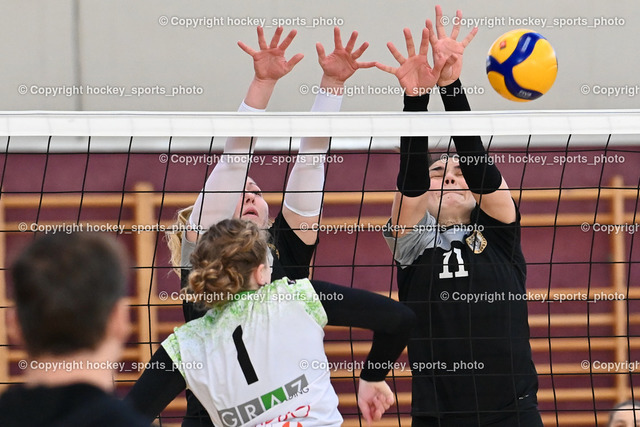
top-left (609, 400), bottom-right (640, 426)
top-left (11, 233), bottom-right (128, 357)
top-left (188, 219), bottom-right (268, 308)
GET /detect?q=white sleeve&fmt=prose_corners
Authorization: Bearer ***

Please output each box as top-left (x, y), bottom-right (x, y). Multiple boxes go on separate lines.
top-left (189, 102), bottom-right (263, 230)
top-left (283, 91), bottom-right (343, 217)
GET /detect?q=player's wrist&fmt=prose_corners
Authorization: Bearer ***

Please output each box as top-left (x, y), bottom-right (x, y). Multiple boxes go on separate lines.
top-left (358, 377), bottom-right (384, 383)
top-left (403, 88), bottom-right (419, 97)
top-left (244, 77), bottom-right (278, 109)
top-left (438, 78), bottom-right (462, 92)
top-left (359, 370), bottom-right (387, 382)
top-left (319, 74), bottom-right (346, 95)
top-left (403, 92), bottom-right (430, 112)
top-left (251, 76), bottom-right (279, 88)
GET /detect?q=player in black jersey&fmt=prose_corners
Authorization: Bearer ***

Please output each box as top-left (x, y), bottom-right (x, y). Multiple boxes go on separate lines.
top-left (377, 6), bottom-right (542, 426)
top-left (166, 26), bottom-right (375, 427)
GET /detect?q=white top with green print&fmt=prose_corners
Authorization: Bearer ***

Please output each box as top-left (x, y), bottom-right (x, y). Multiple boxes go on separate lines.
top-left (163, 278), bottom-right (342, 427)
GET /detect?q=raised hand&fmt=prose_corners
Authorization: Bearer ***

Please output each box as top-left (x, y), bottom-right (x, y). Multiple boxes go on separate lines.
top-left (238, 26), bottom-right (304, 84)
top-left (316, 27), bottom-right (376, 90)
top-left (427, 5), bottom-right (478, 86)
top-left (376, 27), bottom-right (447, 97)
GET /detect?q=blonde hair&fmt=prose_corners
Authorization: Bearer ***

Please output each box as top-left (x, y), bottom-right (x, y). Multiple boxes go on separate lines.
top-left (187, 219), bottom-right (268, 308)
top-left (166, 206), bottom-right (193, 276)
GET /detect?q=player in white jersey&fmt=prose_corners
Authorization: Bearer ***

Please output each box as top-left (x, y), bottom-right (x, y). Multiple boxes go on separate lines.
top-left (165, 26), bottom-right (376, 427)
top-left (128, 219), bottom-right (416, 426)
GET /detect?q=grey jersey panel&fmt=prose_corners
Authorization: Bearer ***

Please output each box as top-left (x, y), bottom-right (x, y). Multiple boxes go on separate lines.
top-left (383, 212), bottom-right (468, 267)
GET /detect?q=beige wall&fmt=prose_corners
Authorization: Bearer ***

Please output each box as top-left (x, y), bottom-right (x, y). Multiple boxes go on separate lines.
top-left (0, 0), bottom-right (637, 112)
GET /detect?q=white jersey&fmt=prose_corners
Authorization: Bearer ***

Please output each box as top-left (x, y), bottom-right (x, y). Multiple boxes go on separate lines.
top-left (163, 278), bottom-right (342, 427)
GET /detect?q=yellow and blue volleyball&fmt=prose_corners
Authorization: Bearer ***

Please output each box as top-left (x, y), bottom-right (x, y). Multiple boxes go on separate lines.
top-left (486, 29), bottom-right (558, 102)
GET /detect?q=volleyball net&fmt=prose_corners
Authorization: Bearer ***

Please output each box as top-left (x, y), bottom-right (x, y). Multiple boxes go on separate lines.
top-left (0, 110), bottom-right (638, 426)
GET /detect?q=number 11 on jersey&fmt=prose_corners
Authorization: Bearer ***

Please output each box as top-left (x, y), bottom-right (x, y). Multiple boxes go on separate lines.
top-left (439, 248), bottom-right (469, 279)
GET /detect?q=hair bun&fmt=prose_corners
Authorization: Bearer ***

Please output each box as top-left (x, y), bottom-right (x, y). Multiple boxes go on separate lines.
top-left (187, 219), bottom-right (269, 308)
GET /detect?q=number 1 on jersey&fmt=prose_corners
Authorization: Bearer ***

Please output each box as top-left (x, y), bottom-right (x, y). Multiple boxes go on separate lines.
top-left (233, 325), bottom-right (258, 385)
top-left (439, 248), bottom-right (469, 279)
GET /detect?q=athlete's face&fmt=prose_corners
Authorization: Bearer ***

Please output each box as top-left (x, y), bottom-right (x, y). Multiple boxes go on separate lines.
top-left (610, 404), bottom-right (640, 427)
top-left (233, 178), bottom-right (270, 228)
top-left (426, 159), bottom-right (476, 224)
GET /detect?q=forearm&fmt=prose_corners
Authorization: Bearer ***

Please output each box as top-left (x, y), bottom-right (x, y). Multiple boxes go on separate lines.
top-left (440, 79), bottom-right (502, 194)
top-left (243, 77), bottom-right (277, 110)
top-left (318, 73), bottom-right (346, 96)
top-left (397, 93), bottom-right (431, 197)
top-left (312, 280), bottom-right (415, 381)
top-left (189, 103), bottom-right (261, 229)
top-left (125, 346), bottom-right (186, 421)
top-left (284, 91), bottom-right (342, 217)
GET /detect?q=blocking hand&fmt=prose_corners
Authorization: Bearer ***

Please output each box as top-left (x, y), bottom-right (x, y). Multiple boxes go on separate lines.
top-left (376, 27), bottom-right (447, 96)
top-left (428, 5), bottom-right (478, 86)
top-left (238, 26), bottom-right (304, 83)
top-left (316, 26), bottom-right (376, 87)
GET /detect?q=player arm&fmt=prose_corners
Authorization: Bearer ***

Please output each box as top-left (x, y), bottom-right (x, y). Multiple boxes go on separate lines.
top-left (390, 93), bottom-right (432, 237)
top-left (284, 27), bottom-right (374, 245)
top-left (426, 7), bottom-right (515, 222)
top-left (312, 281), bottom-right (415, 422)
top-left (440, 80), bottom-right (516, 224)
top-left (281, 87), bottom-right (341, 246)
top-left (125, 346), bottom-right (187, 422)
top-left (376, 26), bottom-right (447, 237)
top-left (311, 280), bottom-right (416, 380)
top-left (187, 27), bottom-right (304, 242)
top-left (186, 131), bottom-right (255, 244)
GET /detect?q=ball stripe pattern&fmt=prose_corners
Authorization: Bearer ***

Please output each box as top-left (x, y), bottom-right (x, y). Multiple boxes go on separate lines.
top-left (486, 31), bottom-right (545, 101)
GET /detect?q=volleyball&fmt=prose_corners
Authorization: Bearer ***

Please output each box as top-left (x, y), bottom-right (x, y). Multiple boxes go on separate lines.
top-left (486, 29), bottom-right (558, 102)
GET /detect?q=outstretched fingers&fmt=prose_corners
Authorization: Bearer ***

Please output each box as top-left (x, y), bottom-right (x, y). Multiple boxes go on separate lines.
top-left (418, 27), bottom-right (430, 56)
top-left (278, 28), bottom-right (298, 51)
top-left (344, 29), bottom-right (358, 52)
top-left (240, 26), bottom-right (301, 56)
top-left (374, 61), bottom-right (397, 75)
top-left (316, 42), bottom-right (327, 62)
top-left (256, 26), bottom-right (268, 50)
top-left (333, 25), bottom-right (344, 50)
top-left (237, 41), bottom-right (256, 57)
top-left (269, 26), bottom-right (283, 48)
top-left (286, 53), bottom-right (305, 70)
top-left (351, 41), bottom-right (368, 59)
top-left (356, 60), bottom-right (377, 69)
top-left (462, 26), bottom-right (479, 48)
top-left (429, 6), bottom-right (478, 48)
top-left (425, 19), bottom-right (438, 47)
top-left (344, 31), bottom-right (375, 67)
top-left (434, 5), bottom-right (447, 38)
top-left (403, 28), bottom-right (416, 57)
top-left (450, 9), bottom-right (462, 40)
top-left (387, 41), bottom-right (406, 65)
